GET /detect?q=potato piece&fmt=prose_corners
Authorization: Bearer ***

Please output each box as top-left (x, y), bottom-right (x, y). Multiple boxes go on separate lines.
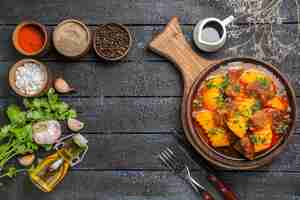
top-left (201, 74), bottom-right (228, 110)
top-left (226, 114), bottom-right (248, 138)
top-left (245, 79), bottom-right (276, 104)
top-left (234, 97), bottom-right (256, 118)
top-left (224, 67), bottom-right (245, 98)
top-left (202, 88), bottom-right (223, 110)
top-left (266, 96), bottom-right (288, 111)
top-left (250, 125), bottom-right (273, 153)
top-left (193, 110), bottom-right (230, 147)
top-left (208, 128), bottom-right (230, 147)
top-left (240, 69), bottom-right (266, 85)
top-left (205, 75), bottom-right (226, 88)
top-left (194, 110), bottom-right (215, 132)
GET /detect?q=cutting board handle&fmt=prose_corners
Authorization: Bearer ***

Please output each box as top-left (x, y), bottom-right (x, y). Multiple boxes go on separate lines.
top-left (149, 17), bottom-right (213, 93)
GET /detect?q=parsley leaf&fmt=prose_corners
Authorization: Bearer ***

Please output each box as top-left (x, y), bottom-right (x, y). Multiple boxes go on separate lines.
top-left (219, 75), bottom-right (229, 89)
top-left (250, 135), bottom-right (266, 144)
top-left (6, 105), bottom-right (26, 126)
top-left (233, 84), bottom-right (240, 92)
top-left (251, 100), bottom-right (261, 113)
top-left (206, 75), bottom-right (229, 90)
top-left (276, 122), bottom-right (289, 135)
top-left (208, 128), bottom-right (225, 136)
top-left (256, 77), bottom-right (270, 89)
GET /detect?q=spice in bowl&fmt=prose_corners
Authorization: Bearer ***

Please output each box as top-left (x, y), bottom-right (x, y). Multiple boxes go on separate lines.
top-left (93, 23), bottom-right (132, 61)
top-left (9, 59), bottom-right (49, 97)
top-left (13, 21), bottom-right (48, 56)
top-left (53, 19), bottom-right (91, 58)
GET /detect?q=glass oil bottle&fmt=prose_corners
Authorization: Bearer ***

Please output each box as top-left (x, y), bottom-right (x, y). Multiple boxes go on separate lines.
top-left (29, 134), bottom-right (88, 192)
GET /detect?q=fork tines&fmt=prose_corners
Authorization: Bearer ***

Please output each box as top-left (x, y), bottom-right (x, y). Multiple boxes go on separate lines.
top-left (159, 147), bottom-right (185, 173)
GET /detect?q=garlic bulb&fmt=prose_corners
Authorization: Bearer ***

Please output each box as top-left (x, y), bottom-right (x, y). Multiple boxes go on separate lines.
top-left (18, 154), bottom-right (35, 167)
top-left (67, 118), bottom-right (84, 132)
top-left (32, 120), bottom-right (62, 145)
top-left (54, 78), bottom-right (74, 93)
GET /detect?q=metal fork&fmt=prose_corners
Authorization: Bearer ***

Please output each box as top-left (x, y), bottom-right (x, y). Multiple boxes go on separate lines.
top-left (159, 148), bottom-right (215, 200)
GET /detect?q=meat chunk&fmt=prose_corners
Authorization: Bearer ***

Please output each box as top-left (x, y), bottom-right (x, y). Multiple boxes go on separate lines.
top-left (225, 83), bottom-right (244, 97)
top-left (213, 109), bottom-right (227, 127)
top-left (267, 108), bottom-right (291, 135)
top-left (250, 109), bottom-right (272, 130)
top-left (233, 136), bottom-right (255, 160)
top-left (225, 67), bottom-right (244, 98)
top-left (228, 67), bottom-right (244, 82)
top-left (239, 69), bottom-right (276, 104)
top-left (245, 80), bottom-right (276, 104)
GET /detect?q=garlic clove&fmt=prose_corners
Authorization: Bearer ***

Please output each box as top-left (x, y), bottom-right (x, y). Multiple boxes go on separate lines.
top-left (54, 78), bottom-right (74, 93)
top-left (18, 154), bottom-right (35, 167)
top-left (73, 134), bottom-right (88, 148)
top-left (67, 118), bottom-right (84, 132)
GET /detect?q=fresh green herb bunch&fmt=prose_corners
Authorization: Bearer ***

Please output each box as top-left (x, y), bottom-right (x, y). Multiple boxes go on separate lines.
top-left (24, 88), bottom-right (77, 121)
top-left (0, 88), bottom-right (77, 169)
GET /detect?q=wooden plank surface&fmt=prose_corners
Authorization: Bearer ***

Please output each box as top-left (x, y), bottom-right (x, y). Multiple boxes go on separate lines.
top-left (0, 97), bottom-right (182, 132)
top-left (32, 134), bottom-right (300, 172)
top-left (1, 0), bottom-right (300, 199)
top-left (0, 58), bottom-right (300, 97)
top-left (0, 59), bottom-right (300, 97)
top-left (1, 171), bottom-right (300, 200)
top-left (1, 97), bottom-right (300, 133)
top-left (0, 61), bottom-right (183, 97)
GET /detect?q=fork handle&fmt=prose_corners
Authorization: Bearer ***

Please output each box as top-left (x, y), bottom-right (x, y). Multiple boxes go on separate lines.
top-left (201, 191), bottom-right (215, 200)
top-left (207, 175), bottom-right (239, 200)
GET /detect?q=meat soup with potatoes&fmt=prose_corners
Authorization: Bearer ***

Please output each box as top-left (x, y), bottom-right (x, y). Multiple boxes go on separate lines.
top-left (192, 63), bottom-right (292, 160)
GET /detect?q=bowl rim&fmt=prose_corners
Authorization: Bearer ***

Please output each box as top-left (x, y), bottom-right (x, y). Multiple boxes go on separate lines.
top-left (185, 57), bottom-right (297, 170)
top-left (93, 23), bottom-right (132, 61)
top-left (9, 59), bottom-right (49, 97)
top-left (12, 21), bottom-right (48, 56)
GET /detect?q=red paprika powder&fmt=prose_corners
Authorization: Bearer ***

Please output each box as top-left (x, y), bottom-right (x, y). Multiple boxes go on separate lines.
top-left (17, 25), bottom-right (45, 54)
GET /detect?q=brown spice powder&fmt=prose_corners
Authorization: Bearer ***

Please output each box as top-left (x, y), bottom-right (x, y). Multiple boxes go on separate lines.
top-left (54, 21), bottom-right (90, 57)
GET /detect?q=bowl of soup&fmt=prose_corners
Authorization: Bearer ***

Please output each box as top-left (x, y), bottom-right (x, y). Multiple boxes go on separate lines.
top-left (186, 59), bottom-right (296, 169)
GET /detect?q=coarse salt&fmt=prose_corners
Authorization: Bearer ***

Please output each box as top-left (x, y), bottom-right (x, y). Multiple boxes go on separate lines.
top-left (15, 62), bottom-right (45, 95)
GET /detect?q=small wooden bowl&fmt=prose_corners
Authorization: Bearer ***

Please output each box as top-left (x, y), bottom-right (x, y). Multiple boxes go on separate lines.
top-left (9, 59), bottom-right (51, 97)
top-left (53, 19), bottom-right (92, 59)
top-left (93, 23), bottom-right (132, 61)
top-left (12, 21), bottom-right (49, 57)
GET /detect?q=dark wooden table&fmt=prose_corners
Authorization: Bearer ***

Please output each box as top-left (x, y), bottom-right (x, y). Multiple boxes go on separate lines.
top-left (1, 0), bottom-right (300, 199)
